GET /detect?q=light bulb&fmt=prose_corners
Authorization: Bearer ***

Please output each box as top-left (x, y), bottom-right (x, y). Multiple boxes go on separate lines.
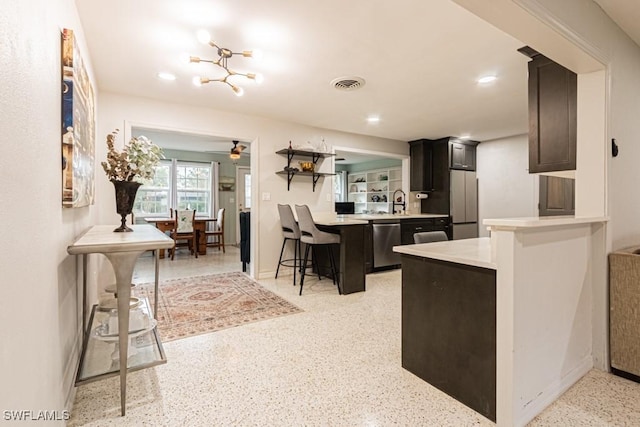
top-left (197, 29), bottom-right (211, 45)
top-left (251, 49), bottom-right (264, 60)
top-left (192, 76), bottom-right (203, 87)
top-left (231, 85), bottom-right (244, 96)
top-left (247, 73), bottom-right (264, 84)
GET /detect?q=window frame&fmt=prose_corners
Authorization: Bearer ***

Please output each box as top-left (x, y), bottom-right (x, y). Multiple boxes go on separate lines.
top-left (134, 159), bottom-right (214, 218)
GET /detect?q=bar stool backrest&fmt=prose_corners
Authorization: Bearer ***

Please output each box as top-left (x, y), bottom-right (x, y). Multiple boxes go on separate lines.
top-left (278, 204), bottom-right (300, 239)
top-left (295, 205), bottom-right (340, 245)
top-left (294, 205), bottom-right (318, 241)
top-left (413, 231), bottom-right (448, 243)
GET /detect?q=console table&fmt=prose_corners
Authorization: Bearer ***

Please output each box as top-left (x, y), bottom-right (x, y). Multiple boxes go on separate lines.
top-left (67, 224), bottom-right (175, 416)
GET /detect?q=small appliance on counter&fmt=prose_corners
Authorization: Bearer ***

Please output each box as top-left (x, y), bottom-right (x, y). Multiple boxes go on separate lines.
top-left (335, 202), bottom-right (355, 214)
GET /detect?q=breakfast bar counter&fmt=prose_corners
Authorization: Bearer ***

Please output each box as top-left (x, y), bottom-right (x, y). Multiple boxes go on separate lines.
top-left (393, 236), bottom-right (495, 269)
top-left (393, 237), bottom-right (497, 421)
top-left (310, 214), bottom-right (368, 294)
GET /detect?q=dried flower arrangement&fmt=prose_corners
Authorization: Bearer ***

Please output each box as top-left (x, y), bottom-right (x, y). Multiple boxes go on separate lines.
top-left (101, 129), bottom-right (164, 182)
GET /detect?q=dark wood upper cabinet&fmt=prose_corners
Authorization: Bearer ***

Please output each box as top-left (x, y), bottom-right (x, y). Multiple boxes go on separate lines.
top-left (526, 53), bottom-right (577, 173)
top-left (409, 138), bottom-right (478, 193)
top-left (539, 175), bottom-right (575, 216)
top-left (449, 141), bottom-right (476, 171)
top-left (409, 139), bottom-right (433, 192)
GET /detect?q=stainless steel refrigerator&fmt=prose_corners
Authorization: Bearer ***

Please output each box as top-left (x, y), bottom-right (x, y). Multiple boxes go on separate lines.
top-left (450, 169), bottom-right (478, 239)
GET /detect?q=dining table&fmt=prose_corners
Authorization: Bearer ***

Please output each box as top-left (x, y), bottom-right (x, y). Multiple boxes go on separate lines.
top-left (144, 216), bottom-right (218, 258)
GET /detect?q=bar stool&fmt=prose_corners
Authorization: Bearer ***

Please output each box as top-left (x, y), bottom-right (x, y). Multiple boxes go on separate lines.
top-left (413, 231), bottom-right (448, 243)
top-left (295, 205), bottom-right (341, 296)
top-left (275, 204), bottom-right (302, 286)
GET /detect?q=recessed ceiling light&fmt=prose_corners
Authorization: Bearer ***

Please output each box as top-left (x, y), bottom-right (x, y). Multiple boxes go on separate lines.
top-left (367, 116), bottom-right (380, 124)
top-left (157, 72), bottom-right (176, 81)
top-left (459, 135), bottom-right (471, 140)
top-left (477, 75), bottom-right (497, 84)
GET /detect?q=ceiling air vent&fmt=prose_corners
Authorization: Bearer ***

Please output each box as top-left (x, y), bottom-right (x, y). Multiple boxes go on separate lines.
top-left (331, 76), bottom-right (365, 91)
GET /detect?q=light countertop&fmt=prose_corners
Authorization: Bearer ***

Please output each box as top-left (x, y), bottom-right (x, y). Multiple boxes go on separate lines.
top-left (67, 224), bottom-right (175, 254)
top-left (311, 212), bottom-right (448, 226)
top-left (393, 237), bottom-right (495, 270)
top-left (484, 215), bottom-right (608, 230)
top-left (342, 213), bottom-right (448, 221)
top-left (311, 213), bottom-right (369, 226)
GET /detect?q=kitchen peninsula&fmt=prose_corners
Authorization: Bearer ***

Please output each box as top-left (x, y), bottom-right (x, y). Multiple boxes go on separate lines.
top-left (394, 215), bottom-right (608, 426)
top-left (394, 238), bottom-right (497, 421)
top-left (310, 214), bottom-right (368, 294)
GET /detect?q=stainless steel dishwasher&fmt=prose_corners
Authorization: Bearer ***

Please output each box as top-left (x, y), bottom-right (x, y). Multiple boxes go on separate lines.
top-left (372, 222), bottom-right (402, 269)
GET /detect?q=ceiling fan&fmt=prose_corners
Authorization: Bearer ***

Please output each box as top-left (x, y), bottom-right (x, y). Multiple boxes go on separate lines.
top-left (230, 140), bottom-right (247, 160)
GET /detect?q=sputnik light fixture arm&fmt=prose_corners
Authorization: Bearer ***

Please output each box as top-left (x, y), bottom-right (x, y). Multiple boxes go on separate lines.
top-left (190, 30), bottom-right (263, 96)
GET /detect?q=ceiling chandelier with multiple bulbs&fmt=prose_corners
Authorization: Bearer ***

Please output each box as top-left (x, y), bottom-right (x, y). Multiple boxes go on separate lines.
top-left (189, 30), bottom-right (263, 97)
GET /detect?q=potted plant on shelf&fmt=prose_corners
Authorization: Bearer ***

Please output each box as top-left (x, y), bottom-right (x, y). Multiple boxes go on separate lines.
top-left (101, 129), bottom-right (164, 232)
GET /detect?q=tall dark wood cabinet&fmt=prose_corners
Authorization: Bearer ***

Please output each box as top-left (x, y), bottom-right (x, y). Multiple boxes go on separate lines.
top-left (524, 50), bottom-right (577, 173)
top-left (408, 137), bottom-right (479, 240)
top-left (409, 140), bottom-right (432, 192)
top-left (409, 137), bottom-right (478, 193)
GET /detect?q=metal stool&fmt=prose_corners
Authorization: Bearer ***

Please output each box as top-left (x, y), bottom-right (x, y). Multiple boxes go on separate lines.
top-left (275, 204), bottom-right (303, 286)
top-left (295, 205), bottom-right (341, 296)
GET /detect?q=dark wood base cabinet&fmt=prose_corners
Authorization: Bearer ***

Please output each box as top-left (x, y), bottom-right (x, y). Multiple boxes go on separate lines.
top-left (315, 224), bottom-right (366, 294)
top-left (401, 254), bottom-right (496, 421)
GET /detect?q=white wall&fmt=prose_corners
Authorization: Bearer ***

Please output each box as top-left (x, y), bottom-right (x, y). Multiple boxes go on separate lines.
top-left (456, 0), bottom-right (640, 377)
top-left (96, 93), bottom-right (408, 279)
top-left (494, 222), bottom-right (598, 426)
top-left (477, 134), bottom-right (538, 237)
top-left (455, 0), bottom-right (640, 249)
top-left (0, 0), bottom-right (98, 418)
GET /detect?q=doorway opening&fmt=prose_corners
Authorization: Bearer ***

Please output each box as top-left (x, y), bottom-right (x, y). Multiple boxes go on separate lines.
top-left (128, 126), bottom-right (255, 282)
top-left (333, 147), bottom-right (410, 214)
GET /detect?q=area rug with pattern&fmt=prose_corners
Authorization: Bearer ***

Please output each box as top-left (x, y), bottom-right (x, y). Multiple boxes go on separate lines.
top-left (135, 272), bottom-right (303, 342)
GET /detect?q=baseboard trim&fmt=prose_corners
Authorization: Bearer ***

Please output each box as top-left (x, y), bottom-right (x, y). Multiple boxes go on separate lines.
top-left (258, 270), bottom-right (277, 280)
top-left (516, 356), bottom-right (593, 426)
top-left (63, 339), bottom-right (81, 413)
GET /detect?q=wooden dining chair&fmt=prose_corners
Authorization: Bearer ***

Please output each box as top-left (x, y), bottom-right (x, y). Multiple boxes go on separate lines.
top-left (170, 209), bottom-right (198, 260)
top-left (205, 208), bottom-right (226, 253)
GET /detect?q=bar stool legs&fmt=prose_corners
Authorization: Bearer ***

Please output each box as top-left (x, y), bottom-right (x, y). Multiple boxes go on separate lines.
top-left (299, 244), bottom-right (340, 296)
top-left (275, 237), bottom-right (301, 286)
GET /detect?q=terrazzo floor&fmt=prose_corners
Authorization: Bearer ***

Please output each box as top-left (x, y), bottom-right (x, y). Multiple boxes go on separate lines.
top-left (70, 249), bottom-right (640, 426)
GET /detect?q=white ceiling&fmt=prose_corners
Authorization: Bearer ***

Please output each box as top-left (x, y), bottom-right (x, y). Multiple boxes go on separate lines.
top-left (73, 1), bottom-right (640, 148)
top-left (75, 0), bottom-right (533, 145)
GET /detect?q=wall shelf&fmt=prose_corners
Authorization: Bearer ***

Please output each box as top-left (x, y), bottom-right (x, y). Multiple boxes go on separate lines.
top-left (276, 148), bottom-right (336, 191)
top-left (347, 167), bottom-right (403, 213)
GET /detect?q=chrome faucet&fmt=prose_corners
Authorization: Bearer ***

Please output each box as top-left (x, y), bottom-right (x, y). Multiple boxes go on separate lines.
top-left (392, 189), bottom-right (406, 214)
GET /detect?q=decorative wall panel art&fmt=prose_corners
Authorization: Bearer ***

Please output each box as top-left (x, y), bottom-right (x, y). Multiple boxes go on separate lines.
top-left (61, 28), bottom-right (95, 207)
